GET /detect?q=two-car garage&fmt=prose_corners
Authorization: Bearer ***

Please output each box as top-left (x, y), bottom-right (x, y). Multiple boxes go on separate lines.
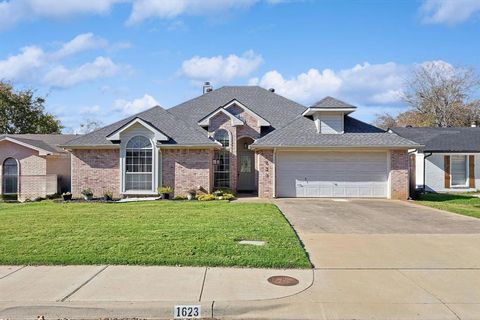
top-left (275, 151), bottom-right (389, 198)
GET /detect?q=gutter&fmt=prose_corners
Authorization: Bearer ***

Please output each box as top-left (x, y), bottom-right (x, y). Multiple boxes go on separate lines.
top-left (250, 144), bottom-right (423, 150)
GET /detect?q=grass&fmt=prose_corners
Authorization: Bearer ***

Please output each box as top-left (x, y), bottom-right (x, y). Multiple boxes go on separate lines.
top-left (416, 192), bottom-right (480, 219)
top-left (0, 200), bottom-right (310, 268)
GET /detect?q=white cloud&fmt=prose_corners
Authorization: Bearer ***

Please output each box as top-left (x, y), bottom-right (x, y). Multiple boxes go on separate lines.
top-left (0, 46), bottom-right (45, 81)
top-left (52, 33), bottom-right (108, 59)
top-left (43, 57), bottom-right (121, 88)
top-left (251, 62), bottom-right (406, 106)
top-left (114, 94), bottom-right (159, 115)
top-left (0, 0), bottom-right (122, 31)
top-left (181, 50), bottom-right (263, 82)
top-left (420, 0), bottom-right (480, 25)
top-left (127, 0), bottom-right (258, 25)
top-left (250, 68), bottom-right (342, 102)
top-left (0, 33), bottom-right (126, 87)
top-left (79, 105), bottom-right (102, 115)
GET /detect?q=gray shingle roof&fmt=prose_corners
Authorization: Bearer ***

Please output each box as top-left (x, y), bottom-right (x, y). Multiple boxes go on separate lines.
top-left (169, 86), bottom-right (306, 129)
top-left (310, 96), bottom-right (357, 109)
top-left (391, 127), bottom-right (480, 152)
top-left (63, 106), bottom-right (217, 147)
top-left (252, 116), bottom-right (421, 148)
top-left (0, 134), bottom-right (79, 153)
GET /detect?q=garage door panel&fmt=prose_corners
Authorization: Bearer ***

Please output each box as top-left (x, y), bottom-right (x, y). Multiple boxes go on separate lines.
top-left (276, 151), bottom-right (388, 198)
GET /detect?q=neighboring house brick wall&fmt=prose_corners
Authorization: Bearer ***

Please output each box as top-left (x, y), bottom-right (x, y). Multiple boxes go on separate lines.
top-left (161, 149), bottom-right (212, 196)
top-left (46, 154), bottom-right (71, 193)
top-left (71, 149), bottom-right (120, 198)
top-left (257, 149), bottom-right (274, 198)
top-left (390, 149), bottom-right (409, 200)
top-left (0, 140), bottom-right (49, 201)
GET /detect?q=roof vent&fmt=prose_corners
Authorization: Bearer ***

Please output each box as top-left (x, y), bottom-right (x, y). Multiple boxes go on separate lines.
top-left (269, 88), bottom-right (275, 92)
top-left (203, 82), bottom-right (213, 94)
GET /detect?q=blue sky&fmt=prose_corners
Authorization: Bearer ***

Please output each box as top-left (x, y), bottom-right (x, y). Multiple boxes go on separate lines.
top-left (0, 0), bottom-right (479, 132)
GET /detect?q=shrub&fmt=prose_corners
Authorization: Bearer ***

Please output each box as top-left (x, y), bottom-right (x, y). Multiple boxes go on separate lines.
top-left (158, 186), bottom-right (173, 194)
top-left (213, 188), bottom-right (235, 197)
top-left (197, 194), bottom-right (216, 201)
top-left (81, 188), bottom-right (93, 197)
top-left (221, 192), bottom-right (235, 201)
top-left (103, 191), bottom-right (113, 201)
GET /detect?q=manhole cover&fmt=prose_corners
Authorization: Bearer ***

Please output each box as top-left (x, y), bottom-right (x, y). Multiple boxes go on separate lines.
top-left (267, 275), bottom-right (299, 286)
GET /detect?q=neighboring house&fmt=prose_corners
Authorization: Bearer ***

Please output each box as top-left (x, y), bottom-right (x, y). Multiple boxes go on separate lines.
top-left (392, 127), bottom-right (480, 193)
top-left (62, 86), bottom-right (419, 200)
top-left (0, 134), bottom-right (78, 201)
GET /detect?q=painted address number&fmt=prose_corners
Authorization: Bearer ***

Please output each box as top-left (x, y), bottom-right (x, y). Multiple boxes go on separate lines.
top-left (173, 305), bottom-right (201, 319)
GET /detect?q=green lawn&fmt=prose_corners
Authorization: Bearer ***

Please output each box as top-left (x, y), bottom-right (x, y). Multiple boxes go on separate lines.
top-left (0, 200), bottom-right (310, 268)
top-left (416, 193), bottom-right (480, 219)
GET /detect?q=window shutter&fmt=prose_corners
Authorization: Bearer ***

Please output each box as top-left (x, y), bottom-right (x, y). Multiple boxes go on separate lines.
top-left (469, 155), bottom-right (475, 188)
top-left (444, 155), bottom-right (450, 188)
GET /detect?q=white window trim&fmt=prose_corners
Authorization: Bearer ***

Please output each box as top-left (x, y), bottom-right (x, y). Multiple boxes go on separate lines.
top-left (450, 154), bottom-right (469, 188)
top-left (121, 135), bottom-right (159, 194)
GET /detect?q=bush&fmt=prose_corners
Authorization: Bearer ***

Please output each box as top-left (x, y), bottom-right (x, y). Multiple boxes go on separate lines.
top-left (81, 188), bottom-right (93, 197)
top-left (158, 186), bottom-right (173, 194)
top-left (197, 194), bottom-right (216, 201)
top-left (221, 192), bottom-right (235, 201)
top-left (103, 191), bottom-right (113, 201)
top-left (213, 188), bottom-right (235, 197)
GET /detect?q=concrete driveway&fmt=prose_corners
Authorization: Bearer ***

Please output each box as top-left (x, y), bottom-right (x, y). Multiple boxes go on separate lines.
top-left (275, 199), bottom-right (480, 269)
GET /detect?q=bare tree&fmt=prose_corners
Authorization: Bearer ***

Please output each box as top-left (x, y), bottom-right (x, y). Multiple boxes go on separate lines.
top-left (374, 62), bottom-right (480, 128)
top-left (79, 119), bottom-right (104, 133)
top-left (402, 62), bottom-right (480, 127)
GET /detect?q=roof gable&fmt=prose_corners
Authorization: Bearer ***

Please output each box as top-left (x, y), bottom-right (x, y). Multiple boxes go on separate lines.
top-left (63, 106), bottom-right (218, 148)
top-left (106, 118), bottom-right (170, 141)
top-left (0, 134), bottom-right (77, 154)
top-left (198, 107), bottom-right (244, 127)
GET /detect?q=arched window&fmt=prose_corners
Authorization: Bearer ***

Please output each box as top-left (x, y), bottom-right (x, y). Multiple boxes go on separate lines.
top-left (125, 136), bottom-right (153, 191)
top-left (214, 129), bottom-right (230, 149)
top-left (2, 158), bottom-right (18, 195)
top-left (213, 130), bottom-right (230, 188)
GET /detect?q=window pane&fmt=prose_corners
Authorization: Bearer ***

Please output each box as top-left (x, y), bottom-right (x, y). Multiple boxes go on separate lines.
top-left (125, 136), bottom-right (153, 190)
top-left (2, 158), bottom-right (18, 194)
top-left (214, 130), bottom-right (230, 148)
top-left (451, 155), bottom-right (467, 186)
top-left (213, 149), bottom-right (230, 188)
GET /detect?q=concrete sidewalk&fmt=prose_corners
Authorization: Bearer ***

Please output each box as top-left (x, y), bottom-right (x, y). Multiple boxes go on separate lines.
top-left (1, 265), bottom-right (480, 319)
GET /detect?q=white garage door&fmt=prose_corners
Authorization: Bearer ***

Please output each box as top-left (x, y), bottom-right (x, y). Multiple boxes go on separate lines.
top-left (276, 151), bottom-right (388, 198)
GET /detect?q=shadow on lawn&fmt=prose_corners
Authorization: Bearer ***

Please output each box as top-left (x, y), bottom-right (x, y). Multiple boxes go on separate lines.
top-left (417, 192), bottom-right (477, 202)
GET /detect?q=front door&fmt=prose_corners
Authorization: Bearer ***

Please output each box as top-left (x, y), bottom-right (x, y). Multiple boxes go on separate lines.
top-left (237, 138), bottom-right (255, 191)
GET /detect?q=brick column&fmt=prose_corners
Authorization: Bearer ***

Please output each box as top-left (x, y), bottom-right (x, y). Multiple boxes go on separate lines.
top-left (257, 149), bottom-right (274, 198)
top-left (390, 150), bottom-right (409, 200)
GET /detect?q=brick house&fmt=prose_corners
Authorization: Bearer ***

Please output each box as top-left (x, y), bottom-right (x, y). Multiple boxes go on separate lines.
top-left (59, 85), bottom-right (419, 200)
top-left (0, 134), bottom-right (77, 201)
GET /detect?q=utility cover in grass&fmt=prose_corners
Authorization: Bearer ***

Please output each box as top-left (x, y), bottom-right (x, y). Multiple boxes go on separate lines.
top-left (238, 240), bottom-right (266, 246)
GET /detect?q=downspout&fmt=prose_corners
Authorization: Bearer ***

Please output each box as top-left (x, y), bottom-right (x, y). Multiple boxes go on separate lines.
top-left (423, 152), bottom-right (433, 192)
